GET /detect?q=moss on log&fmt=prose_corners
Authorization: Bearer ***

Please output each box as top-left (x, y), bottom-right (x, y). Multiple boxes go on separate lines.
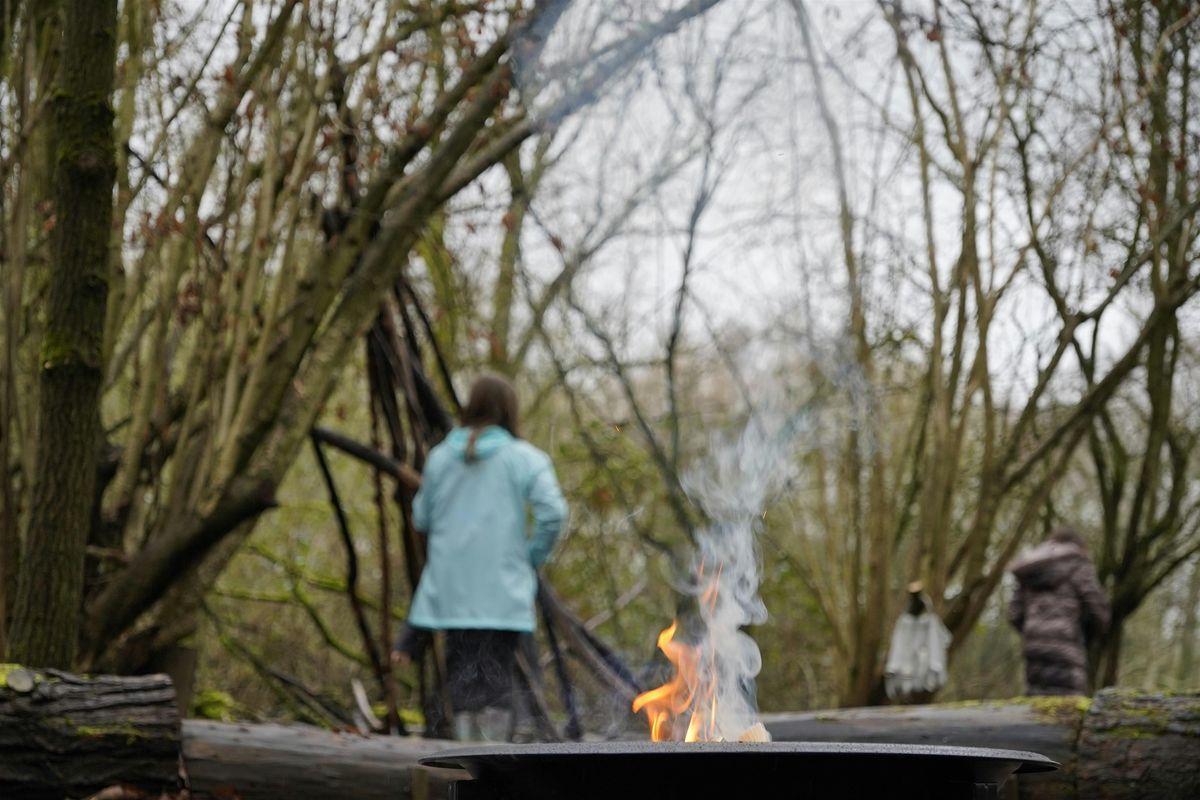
top-left (1076, 690), bottom-right (1200, 799)
top-left (0, 665), bottom-right (180, 799)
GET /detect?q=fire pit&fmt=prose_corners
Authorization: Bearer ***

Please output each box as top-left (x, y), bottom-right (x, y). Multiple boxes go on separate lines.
top-left (422, 741), bottom-right (1058, 799)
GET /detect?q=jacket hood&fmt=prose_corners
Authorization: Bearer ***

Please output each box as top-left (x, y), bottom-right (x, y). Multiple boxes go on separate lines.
top-left (1009, 541), bottom-right (1088, 590)
top-left (444, 425), bottom-right (514, 460)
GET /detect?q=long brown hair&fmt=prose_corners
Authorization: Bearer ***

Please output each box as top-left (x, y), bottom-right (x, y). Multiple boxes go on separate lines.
top-left (461, 373), bottom-right (520, 462)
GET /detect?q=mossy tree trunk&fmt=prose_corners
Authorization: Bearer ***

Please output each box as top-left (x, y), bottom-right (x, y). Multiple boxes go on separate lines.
top-left (7, 0), bottom-right (117, 668)
top-left (0, 0), bottom-right (63, 666)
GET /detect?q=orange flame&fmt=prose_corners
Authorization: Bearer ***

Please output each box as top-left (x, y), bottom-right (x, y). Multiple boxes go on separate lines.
top-left (632, 565), bottom-right (724, 741)
top-left (631, 621), bottom-right (691, 741)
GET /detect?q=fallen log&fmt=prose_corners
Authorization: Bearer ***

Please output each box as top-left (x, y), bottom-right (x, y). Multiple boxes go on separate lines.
top-left (761, 689), bottom-right (1200, 800)
top-left (182, 720), bottom-right (455, 800)
top-left (3, 667), bottom-right (1195, 800)
top-left (0, 664), bottom-right (180, 799)
top-left (185, 691), bottom-right (1199, 800)
top-left (0, 663), bottom-right (452, 800)
top-left (1075, 690), bottom-right (1200, 800)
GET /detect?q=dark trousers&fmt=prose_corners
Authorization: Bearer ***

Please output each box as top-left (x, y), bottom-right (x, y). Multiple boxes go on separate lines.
top-left (397, 625), bottom-right (520, 715)
top-left (446, 629), bottom-right (519, 713)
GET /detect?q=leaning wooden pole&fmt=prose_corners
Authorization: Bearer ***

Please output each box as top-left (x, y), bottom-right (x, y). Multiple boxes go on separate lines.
top-left (310, 433), bottom-right (405, 736)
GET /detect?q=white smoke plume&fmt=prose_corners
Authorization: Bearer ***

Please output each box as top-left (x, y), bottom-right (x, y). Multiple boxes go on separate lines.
top-left (672, 411), bottom-right (804, 740)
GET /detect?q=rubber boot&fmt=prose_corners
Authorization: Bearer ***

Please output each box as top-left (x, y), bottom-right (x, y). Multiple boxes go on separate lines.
top-left (476, 706), bottom-right (513, 743)
top-left (453, 711), bottom-right (480, 742)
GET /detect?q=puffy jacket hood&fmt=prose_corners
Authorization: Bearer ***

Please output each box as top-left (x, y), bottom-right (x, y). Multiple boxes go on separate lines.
top-left (444, 425), bottom-right (513, 460)
top-left (1010, 541), bottom-right (1089, 590)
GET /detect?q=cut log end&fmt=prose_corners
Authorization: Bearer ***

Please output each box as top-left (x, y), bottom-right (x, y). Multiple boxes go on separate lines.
top-left (4, 667), bottom-right (35, 693)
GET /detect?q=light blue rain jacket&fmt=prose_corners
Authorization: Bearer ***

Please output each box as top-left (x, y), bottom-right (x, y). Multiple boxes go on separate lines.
top-left (407, 426), bottom-right (567, 633)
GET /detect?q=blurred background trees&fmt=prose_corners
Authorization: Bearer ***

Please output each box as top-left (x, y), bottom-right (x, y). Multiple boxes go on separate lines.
top-left (0, 0), bottom-right (1196, 729)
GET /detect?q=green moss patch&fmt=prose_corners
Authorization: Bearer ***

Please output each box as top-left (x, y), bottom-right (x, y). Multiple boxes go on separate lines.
top-left (1028, 695), bottom-right (1091, 724)
top-left (192, 688), bottom-right (238, 721)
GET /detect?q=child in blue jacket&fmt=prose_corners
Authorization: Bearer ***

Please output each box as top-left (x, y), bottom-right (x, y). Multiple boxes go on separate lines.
top-left (393, 373), bottom-right (567, 741)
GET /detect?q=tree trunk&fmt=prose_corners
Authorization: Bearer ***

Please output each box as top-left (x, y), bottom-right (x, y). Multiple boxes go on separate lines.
top-left (7, 0), bottom-right (117, 668)
top-left (1175, 561), bottom-right (1199, 688)
top-left (1096, 612), bottom-right (1125, 689)
top-left (0, 665), bottom-right (180, 799)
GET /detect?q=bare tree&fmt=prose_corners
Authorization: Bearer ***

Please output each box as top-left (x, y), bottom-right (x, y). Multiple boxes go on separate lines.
top-left (770, 0), bottom-right (1200, 704)
top-left (1082, 0), bottom-right (1200, 686)
top-left (0, 0), bottom-right (726, 671)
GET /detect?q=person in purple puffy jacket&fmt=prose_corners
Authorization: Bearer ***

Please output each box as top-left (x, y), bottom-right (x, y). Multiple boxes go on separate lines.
top-left (1008, 527), bottom-right (1110, 695)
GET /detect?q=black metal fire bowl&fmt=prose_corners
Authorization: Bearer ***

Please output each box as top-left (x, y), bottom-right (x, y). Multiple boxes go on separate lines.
top-left (422, 741), bottom-right (1058, 800)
